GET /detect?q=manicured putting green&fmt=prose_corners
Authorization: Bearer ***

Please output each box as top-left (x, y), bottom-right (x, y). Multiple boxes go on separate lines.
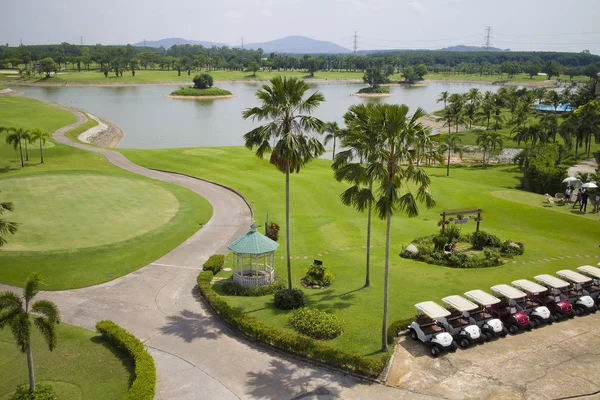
top-left (1, 173), bottom-right (179, 251)
top-left (0, 323), bottom-right (131, 399)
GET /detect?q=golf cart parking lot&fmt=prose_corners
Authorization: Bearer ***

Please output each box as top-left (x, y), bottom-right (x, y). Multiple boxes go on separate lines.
top-left (387, 312), bottom-right (600, 399)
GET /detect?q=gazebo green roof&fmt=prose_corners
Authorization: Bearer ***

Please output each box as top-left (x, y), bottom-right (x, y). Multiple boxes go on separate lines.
top-left (228, 224), bottom-right (279, 254)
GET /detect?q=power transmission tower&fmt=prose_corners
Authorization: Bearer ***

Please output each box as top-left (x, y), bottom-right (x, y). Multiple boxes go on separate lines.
top-left (483, 26), bottom-right (493, 51)
top-left (80, 36), bottom-right (83, 45)
top-left (241, 37), bottom-right (244, 50)
top-left (353, 31), bottom-right (358, 54)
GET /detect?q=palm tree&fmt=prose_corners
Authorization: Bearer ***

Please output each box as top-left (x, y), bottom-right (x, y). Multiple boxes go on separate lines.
top-left (29, 129), bottom-right (50, 164)
top-left (441, 133), bottom-right (462, 176)
top-left (476, 130), bottom-right (504, 168)
top-left (546, 90), bottom-right (562, 114)
top-left (333, 103), bottom-right (383, 288)
top-left (0, 191), bottom-right (18, 248)
top-left (436, 91), bottom-right (449, 109)
top-left (467, 88), bottom-right (482, 105)
top-left (478, 99), bottom-right (494, 130)
top-left (364, 104), bottom-right (435, 352)
top-left (322, 121), bottom-right (342, 160)
top-left (463, 102), bottom-right (478, 130)
top-left (4, 128), bottom-right (31, 168)
top-left (242, 76), bottom-right (325, 293)
top-left (0, 273), bottom-right (61, 393)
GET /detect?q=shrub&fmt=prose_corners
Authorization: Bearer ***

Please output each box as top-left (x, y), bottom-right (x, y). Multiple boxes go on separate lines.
top-left (274, 288), bottom-right (305, 310)
top-left (289, 308), bottom-right (343, 340)
top-left (386, 316), bottom-right (415, 345)
top-left (265, 221), bottom-right (280, 242)
top-left (357, 86), bottom-right (390, 94)
top-left (193, 73), bottom-right (214, 89)
top-left (521, 144), bottom-right (567, 195)
top-left (301, 263), bottom-right (334, 287)
top-left (95, 320), bottom-right (156, 400)
top-left (219, 277), bottom-right (286, 296)
top-left (170, 87), bottom-right (231, 96)
top-left (196, 271), bottom-right (384, 377)
top-left (432, 235), bottom-right (448, 251)
top-left (443, 224), bottom-right (461, 242)
top-left (500, 240), bottom-right (525, 256)
top-left (203, 254), bottom-right (225, 274)
top-left (470, 231), bottom-right (501, 250)
top-left (10, 385), bottom-right (55, 400)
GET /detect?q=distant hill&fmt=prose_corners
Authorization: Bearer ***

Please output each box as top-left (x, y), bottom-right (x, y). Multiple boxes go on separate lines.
top-left (243, 36), bottom-right (350, 54)
top-left (133, 38), bottom-right (227, 48)
top-left (439, 45), bottom-right (508, 52)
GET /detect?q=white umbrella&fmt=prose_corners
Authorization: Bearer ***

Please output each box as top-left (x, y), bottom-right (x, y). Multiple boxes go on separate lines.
top-left (581, 182), bottom-right (598, 189)
top-left (563, 177), bottom-right (581, 184)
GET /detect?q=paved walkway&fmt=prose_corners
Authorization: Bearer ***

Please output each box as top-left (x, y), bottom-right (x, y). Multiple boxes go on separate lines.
top-left (0, 103), bottom-right (426, 399)
top-left (568, 157), bottom-right (598, 177)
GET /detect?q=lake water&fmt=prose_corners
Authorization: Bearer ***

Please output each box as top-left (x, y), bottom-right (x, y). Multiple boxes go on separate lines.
top-left (19, 81), bottom-right (498, 149)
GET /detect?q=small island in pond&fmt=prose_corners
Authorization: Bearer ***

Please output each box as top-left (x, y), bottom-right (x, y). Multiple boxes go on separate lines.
top-left (352, 68), bottom-right (391, 97)
top-left (169, 73), bottom-right (235, 99)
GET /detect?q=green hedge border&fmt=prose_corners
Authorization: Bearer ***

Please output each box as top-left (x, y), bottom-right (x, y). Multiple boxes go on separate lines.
top-left (96, 320), bottom-right (156, 400)
top-left (196, 270), bottom-right (387, 378)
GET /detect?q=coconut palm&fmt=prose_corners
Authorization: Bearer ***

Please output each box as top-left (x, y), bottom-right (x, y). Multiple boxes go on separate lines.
top-left (333, 103), bottom-right (383, 288)
top-left (322, 121), bottom-right (342, 160)
top-left (436, 91), bottom-right (450, 109)
top-left (4, 128), bottom-right (31, 168)
top-left (366, 104), bottom-right (435, 352)
top-left (29, 129), bottom-right (50, 164)
top-left (0, 191), bottom-right (18, 248)
top-left (440, 133), bottom-right (462, 176)
top-left (478, 99), bottom-right (494, 130)
top-left (463, 102), bottom-right (478, 130)
top-left (467, 88), bottom-right (482, 105)
top-left (242, 76), bottom-right (325, 293)
top-left (476, 130), bottom-right (504, 168)
top-left (0, 273), bottom-right (61, 392)
top-left (546, 90), bottom-right (562, 114)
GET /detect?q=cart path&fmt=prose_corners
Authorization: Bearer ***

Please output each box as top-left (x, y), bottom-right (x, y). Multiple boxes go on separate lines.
top-left (0, 102), bottom-right (427, 400)
top-left (568, 157), bottom-right (598, 177)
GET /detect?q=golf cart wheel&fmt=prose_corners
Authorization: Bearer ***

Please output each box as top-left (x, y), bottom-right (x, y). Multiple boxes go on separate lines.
top-left (483, 331), bottom-right (493, 342)
top-left (551, 313), bottom-right (562, 322)
top-left (459, 337), bottom-right (470, 349)
top-left (501, 327), bottom-right (509, 336)
top-left (429, 345), bottom-right (441, 358)
top-left (508, 324), bottom-right (520, 335)
top-left (575, 306), bottom-right (586, 316)
top-left (409, 329), bottom-right (418, 341)
top-left (530, 318), bottom-right (540, 329)
top-left (450, 341), bottom-right (458, 352)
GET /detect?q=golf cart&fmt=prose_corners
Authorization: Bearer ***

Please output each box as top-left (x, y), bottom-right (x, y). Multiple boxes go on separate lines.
top-left (512, 278), bottom-right (573, 322)
top-left (441, 295), bottom-right (488, 345)
top-left (463, 289), bottom-right (506, 339)
top-left (556, 270), bottom-right (598, 313)
top-left (535, 274), bottom-right (595, 316)
top-left (491, 284), bottom-right (551, 329)
top-left (477, 286), bottom-right (529, 334)
top-left (409, 301), bottom-right (456, 357)
top-left (577, 265), bottom-right (600, 306)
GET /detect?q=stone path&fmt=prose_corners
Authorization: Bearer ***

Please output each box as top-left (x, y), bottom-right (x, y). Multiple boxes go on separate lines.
top-left (0, 102), bottom-right (426, 400)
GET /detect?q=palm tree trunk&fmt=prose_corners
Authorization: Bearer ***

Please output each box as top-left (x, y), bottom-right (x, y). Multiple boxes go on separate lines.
top-left (27, 342), bottom-right (35, 391)
top-left (25, 141), bottom-right (29, 161)
top-left (19, 141), bottom-right (24, 168)
top-left (447, 149), bottom-right (451, 176)
top-left (482, 149), bottom-right (486, 168)
top-left (381, 213), bottom-right (392, 352)
top-left (285, 165), bottom-right (292, 293)
top-left (332, 137), bottom-right (336, 160)
top-left (39, 141), bottom-right (44, 164)
top-left (365, 179), bottom-right (373, 288)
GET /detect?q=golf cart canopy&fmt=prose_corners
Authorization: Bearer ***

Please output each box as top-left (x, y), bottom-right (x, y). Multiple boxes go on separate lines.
top-left (535, 274), bottom-right (570, 289)
top-left (491, 284), bottom-right (527, 300)
top-left (578, 265), bottom-right (600, 279)
top-left (512, 279), bottom-right (548, 295)
top-left (441, 295), bottom-right (478, 312)
top-left (464, 289), bottom-right (501, 306)
top-left (414, 301), bottom-right (451, 319)
top-left (556, 269), bottom-right (592, 284)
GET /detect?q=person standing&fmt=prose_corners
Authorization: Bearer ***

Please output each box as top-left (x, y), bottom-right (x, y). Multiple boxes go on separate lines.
top-left (573, 188), bottom-right (583, 209)
top-left (580, 189), bottom-right (589, 213)
top-left (595, 192), bottom-right (600, 213)
top-left (565, 185), bottom-right (573, 204)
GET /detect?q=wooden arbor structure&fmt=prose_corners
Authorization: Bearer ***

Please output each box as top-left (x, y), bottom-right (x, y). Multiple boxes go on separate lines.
top-left (228, 224), bottom-right (279, 288)
top-left (440, 208), bottom-right (484, 233)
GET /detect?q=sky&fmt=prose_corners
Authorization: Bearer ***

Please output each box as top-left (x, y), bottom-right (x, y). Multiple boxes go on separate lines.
top-left (2, 0), bottom-right (600, 54)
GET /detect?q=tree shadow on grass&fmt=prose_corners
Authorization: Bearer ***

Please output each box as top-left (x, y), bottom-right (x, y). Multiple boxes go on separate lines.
top-left (306, 288), bottom-right (359, 311)
top-left (90, 335), bottom-right (135, 385)
top-left (159, 309), bottom-right (224, 342)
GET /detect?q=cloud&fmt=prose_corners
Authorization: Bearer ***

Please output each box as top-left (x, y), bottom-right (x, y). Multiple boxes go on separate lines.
top-left (407, 0), bottom-right (427, 13)
top-left (259, 9), bottom-right (272, 17)
top-left (225, 10), bottom-right (244, 21)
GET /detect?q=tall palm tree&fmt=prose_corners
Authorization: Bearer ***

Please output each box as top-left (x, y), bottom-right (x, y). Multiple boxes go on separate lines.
top-left (366, 104), bottom-right (435, 352)
top-left (436, 91), bottom-right (449, 109)
top-left (333, 103), bottom-right (382, 288)
top-left (0, 273), bottom-right (60, 392)
top-left (242, 76), bottom-right (325, 293)
top-left (4, 128), bottom-right (31, 168)
top-left (29, 129), bottom-right (50, 164)
top-left (476, 130), bottom-right (503, 168)
top-left (0, 191), bottom-right (18, 248)
top-left (546, 90), bottom-right (562, 114)
top-left (322, 121), bottom-right (342, 160)
top-left (467, 88), bottom-right (482, 105)
top-left (441, 133), bottom-right (462, 176)
top-left (463, 102), bottom-right (478, 130)
top-left (478, 99), bottom-right (494, 130)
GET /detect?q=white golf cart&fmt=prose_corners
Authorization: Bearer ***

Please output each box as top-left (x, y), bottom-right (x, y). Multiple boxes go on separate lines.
top-left (463, 289), bottom-right (506, 339)
top-left (441, 295), bottom-right (487, 346)
top-left (577, 265), bottom-right (600, 306)
top-left (409, 301), bottom-right (456, 357)
top-left (512, 278), bottom-right (573, 322)
top-left (556, 270), bottom-right (598, 313)
top-left (535, 274), bottom-right (595, 316)
top-left (491, 284), bottom-right (551, 328)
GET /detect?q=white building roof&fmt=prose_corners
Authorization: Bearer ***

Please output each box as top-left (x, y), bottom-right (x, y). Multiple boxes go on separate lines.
top-left (556, 270), bottom-right (592, 284)
top-left (534, 274), bottom-right (570, 289)
top-left (512, 279), bottom-right (548, 295)
top-left (578, 265), bottom-right (600, 279)
top-left (491, 284), bottom-right (527, 299)
top-left (441, 295), bottom-right (478, 312)
top-left (464, 289), bottom-right (501, 306)
top-left (414, 301), bottom-right (451, 319)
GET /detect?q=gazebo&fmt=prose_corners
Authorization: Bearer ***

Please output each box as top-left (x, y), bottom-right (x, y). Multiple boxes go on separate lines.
top-left (228, 224), bottom-right (279, 288)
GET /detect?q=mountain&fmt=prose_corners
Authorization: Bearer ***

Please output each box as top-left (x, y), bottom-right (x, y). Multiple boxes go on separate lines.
top-left (439, 45), bottom-right (508, 52)
top-left (243, 36), bottom-right (350, 54)
top-left (133, 38), bottom-right (227, 48)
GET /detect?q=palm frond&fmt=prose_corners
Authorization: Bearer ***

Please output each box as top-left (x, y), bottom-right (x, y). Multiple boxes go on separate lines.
top-left (31, 300), bottom-right (60, 324)
top-left (10, 312), bottom-right (30, 353)
top-left (34, 316), bottom-right (57, 351)
top-left (23, 273), bottom-right (42, 303)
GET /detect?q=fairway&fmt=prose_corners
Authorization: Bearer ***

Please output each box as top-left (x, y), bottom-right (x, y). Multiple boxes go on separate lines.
top-left (0, 323), bottom-right (131, 399)
top-left (1, 173), bottom-right (179, 251)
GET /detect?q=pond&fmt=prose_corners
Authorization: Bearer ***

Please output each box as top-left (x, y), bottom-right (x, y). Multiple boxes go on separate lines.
top-left (19, 81), bottom-right (498, 149)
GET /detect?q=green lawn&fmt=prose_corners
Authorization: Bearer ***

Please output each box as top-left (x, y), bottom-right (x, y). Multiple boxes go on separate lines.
top-left (0, 96), bottom-right (212, 289)
top-left (121, 146), bottom-right (600, 363)
top-left (0, 323), bottom-right (131, 399)
top-left (65, 113), bottom-right (98, 143)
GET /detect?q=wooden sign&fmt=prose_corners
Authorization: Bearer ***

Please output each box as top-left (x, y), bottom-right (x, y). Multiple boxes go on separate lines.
top-left (454, 218), bottom-right (469, 224)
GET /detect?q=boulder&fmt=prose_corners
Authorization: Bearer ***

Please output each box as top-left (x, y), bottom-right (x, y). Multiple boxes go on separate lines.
top-left (404, 244), bottom-right (418, 255)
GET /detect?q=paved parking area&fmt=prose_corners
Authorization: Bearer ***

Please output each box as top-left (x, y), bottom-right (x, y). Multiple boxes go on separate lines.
top-left (387, 313), bottom-right (600, 399)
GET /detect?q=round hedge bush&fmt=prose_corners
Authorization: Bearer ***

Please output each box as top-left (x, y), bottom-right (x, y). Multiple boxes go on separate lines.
top-left (289, 308), bottom-right (343, 340)
top-left (10, 384), bottom-right (56, 400)
top-left (273, 288), bottom-right (305, 310)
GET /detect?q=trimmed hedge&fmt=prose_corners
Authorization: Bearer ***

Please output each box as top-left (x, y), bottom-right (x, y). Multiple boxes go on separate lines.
top-left (203, 254), bottom-right (225, 274)
top-left (95, 320), bottom-right (156, 400)
top-left (219, 277), bottom-right (286, 296)
top-left (196, 271), bottom-right (386, 377)
top-left (273, 288), bottom-right (306, 310)
top-left (289, 308), bottom-right (343, 340)
top-left (171, 87), bottom-right (232, 97)
top-left (386, 317), bottom-right (415, 345)
top-left (357, 86), bottom-right (390, 94)
top-left (10, 384), bottom-right (55, 400)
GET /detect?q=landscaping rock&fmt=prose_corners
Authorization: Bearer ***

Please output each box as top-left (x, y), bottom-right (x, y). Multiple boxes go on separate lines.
top-left (509, 242), bottom-right (521, 249)
top-left (404, 244), bottom-right (418, 255)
